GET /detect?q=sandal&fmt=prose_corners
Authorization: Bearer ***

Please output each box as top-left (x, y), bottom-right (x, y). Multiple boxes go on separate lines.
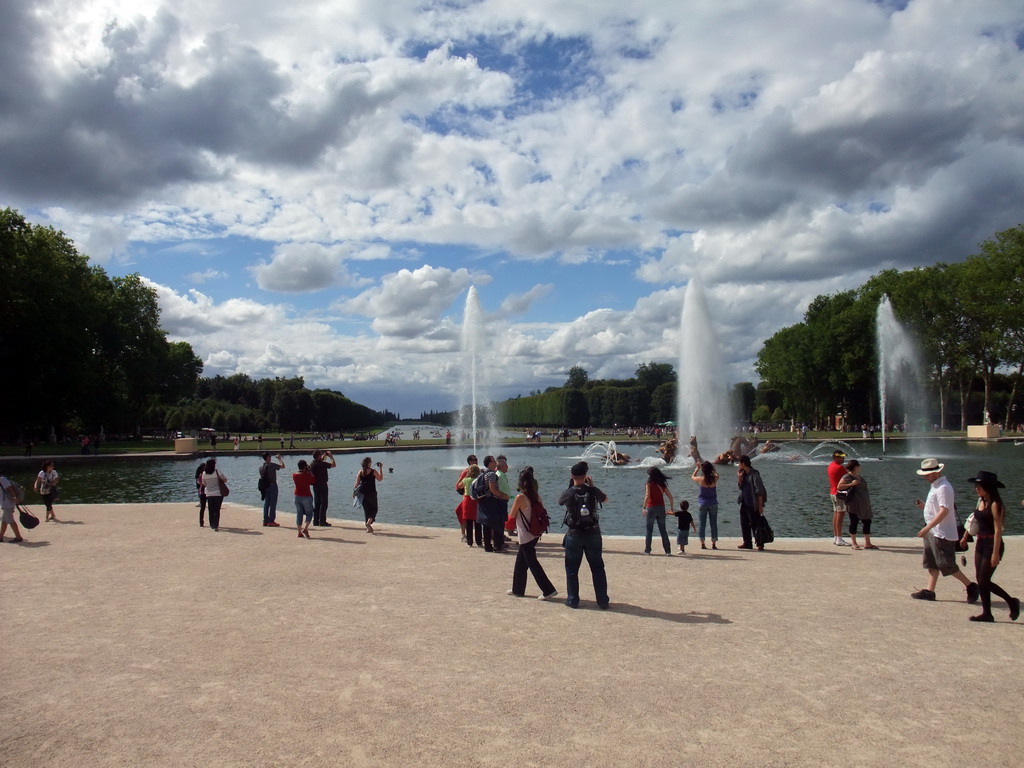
top-left (864, 544), bottom-right (879, 549)
top-left (851, 544), bottom-right (862, 550)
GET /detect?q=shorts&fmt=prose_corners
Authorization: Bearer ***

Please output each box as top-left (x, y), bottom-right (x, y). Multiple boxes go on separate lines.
top-left (922, 535), bottom-right (960, 576)
top-left (1, 506), bottom-right (14, 525)
top-left (831, 493), bottom-right (846, 513)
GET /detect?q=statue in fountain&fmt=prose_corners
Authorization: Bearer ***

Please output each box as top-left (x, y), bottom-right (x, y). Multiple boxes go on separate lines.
top-left (657, 438), bottom-right (679, 464)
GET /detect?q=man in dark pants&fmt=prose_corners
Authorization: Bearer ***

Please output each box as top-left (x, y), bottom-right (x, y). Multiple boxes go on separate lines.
top-left (736, 454), bottom-right (767, 550)
top-left (311, 449), bottom-right (336, 526)
top-left (476, 455), bottom-right (509, 552)
top-left (558, 461), bottom-right (610, 609)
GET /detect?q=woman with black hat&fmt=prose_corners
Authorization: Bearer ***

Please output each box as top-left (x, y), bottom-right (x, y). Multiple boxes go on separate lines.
top-left (960, 471), bottom-right (1020, 622)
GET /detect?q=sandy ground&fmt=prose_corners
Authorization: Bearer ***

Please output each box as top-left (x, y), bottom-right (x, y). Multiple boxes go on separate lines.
top-left (2, 502), bottom-right (1022, 768)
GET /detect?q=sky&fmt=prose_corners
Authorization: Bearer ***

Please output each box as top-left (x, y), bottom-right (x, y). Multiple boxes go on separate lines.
top-left (3, 0), bottom-right (1024, 417)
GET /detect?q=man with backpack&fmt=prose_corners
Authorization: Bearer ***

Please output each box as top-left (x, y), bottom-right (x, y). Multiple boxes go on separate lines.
top-left (474, 456), bottom-right (509, 552)
top-left (557, 461), bottom-right (610, 609)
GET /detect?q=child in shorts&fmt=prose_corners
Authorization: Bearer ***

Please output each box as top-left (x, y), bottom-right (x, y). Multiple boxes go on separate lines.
top-left (671, 499), bottom-right (697, 554)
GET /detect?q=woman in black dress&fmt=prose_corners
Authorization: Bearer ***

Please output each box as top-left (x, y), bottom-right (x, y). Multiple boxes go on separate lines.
top-left (355, 456), bottom-right (384, 533)
top-left (960, 471), bottom-right (1020, 623)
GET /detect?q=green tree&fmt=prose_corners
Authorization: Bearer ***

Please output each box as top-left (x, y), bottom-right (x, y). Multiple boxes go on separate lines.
top-left (634, 361), bottom-right (676, 393)
top-left (565, 365), bottom-right (589, 389)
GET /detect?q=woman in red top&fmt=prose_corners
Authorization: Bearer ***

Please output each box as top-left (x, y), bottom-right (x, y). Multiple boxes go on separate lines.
top-left (293, 459), bottom-right (315, 539)
top-left (643, 466), bottom-right (675, 555)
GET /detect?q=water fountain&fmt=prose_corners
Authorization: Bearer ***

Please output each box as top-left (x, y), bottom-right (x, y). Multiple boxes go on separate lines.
top-left (876, 296), bottom-right (928, 454)
top-left (677, 277), bottom-right (732, 462)
top-left (455, 286), bottom-right (496, 458)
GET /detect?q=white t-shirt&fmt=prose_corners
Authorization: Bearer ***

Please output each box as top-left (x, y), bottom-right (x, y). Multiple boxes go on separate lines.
top-left (202, 471), bottom-right (227, 498)
top-left (0, 476), bottom-right (14, 511)
top-left (37, 469), bottom-right (59, 494)
top-left (923, 476), bottom-right (958, 540)
top-left (513, 495), bottom-right (539, 545)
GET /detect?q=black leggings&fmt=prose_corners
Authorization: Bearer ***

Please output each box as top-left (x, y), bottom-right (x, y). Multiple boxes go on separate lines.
top-left (848, 512), bottom-right (871, 535)
top-left (975, 538), bottom-right (1011, 616)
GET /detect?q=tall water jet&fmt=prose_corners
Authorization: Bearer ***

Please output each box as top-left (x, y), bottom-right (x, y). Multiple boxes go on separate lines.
top-left (456, 286), bottom-right (496, 457)
top-left (677, 277), bottom-right (733, 462)
top-left (876, 296), bottom-right (928, 454)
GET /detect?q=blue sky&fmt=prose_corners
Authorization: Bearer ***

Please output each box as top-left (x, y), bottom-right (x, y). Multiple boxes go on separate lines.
top-left (2, 1), bottom-right (1023, 416)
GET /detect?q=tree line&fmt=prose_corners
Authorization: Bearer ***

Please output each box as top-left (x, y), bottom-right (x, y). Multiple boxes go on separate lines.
top-left (755, 226), bottom-right (1024, 429)
top-left (1, 208), bottom-right (391, 441)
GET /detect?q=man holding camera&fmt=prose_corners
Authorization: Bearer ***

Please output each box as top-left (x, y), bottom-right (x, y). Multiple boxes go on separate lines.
top-left (311, 449), bottom-right (336, 527)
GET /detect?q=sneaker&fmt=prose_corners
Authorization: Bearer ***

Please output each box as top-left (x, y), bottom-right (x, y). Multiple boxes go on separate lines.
top-left (506, 589), bottom-right (522, 597)
top-left (664, 551), bottom-right (673, 556)
top-left (267, 521), bottom-right (281, 527)
top-left (835, 538), bottom-right (850, 547)
top-left (539, 590), bottom-right (558, 601)
top-left (737, 543), bottom-right (753, 549)
top-left (1009, 597), bottom-right (1020, 622)
top-left (911, 588), bottom-right (936, 601)
top-left (966, 582), bottom-right (980, 604)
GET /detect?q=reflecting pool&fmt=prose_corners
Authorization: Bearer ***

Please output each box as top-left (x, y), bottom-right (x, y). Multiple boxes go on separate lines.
top-left (21, 439), bottom-right (1024, 538)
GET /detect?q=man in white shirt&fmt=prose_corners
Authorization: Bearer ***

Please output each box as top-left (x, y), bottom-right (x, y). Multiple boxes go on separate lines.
top-left (911, 458), bottom-right (979, 603)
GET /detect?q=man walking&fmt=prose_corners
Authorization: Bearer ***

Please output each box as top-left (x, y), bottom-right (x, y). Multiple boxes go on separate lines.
top-left (911, 458), bottom-right (979, 603)
top-left (311, 450), bottom-right (336, 527)
top-left (827, 450), bottom-right (849, 546)
top-left (260, 452), bottom-right (285, 527)
top-left (558, 461), bottom-right (610, 609)
top-left (736, 455), bottom-right (767, 550)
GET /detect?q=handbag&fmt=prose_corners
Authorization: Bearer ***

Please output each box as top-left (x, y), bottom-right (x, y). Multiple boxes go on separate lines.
top-left (19, 507), bottom-right (40, 529)
top-left (965, 512), bottom-right (979, 536)
top-left (218, 474), bottom-right (230, 498)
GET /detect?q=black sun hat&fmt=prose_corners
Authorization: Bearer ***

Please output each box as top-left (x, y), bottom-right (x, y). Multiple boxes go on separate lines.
top-left (967, 470), bottom-right (1005, 488)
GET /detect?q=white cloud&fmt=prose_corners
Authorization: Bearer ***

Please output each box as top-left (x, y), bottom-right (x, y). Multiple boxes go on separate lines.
top-left (4, 0), bottom-right (1024, 414)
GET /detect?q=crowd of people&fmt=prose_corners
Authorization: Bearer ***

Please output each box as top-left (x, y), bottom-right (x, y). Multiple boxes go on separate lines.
top-left (2, 441), bottom-right (1020, 625)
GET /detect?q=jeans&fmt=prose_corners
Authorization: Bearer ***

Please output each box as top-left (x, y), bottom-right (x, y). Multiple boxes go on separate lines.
top-left (295, 495), bottom-right (313, 526)
top-left (644, 507), bottom-right (670, 554)
top-left (263, 484), bottom-right (279, 524)
top-left (698, 503), bottom-right (719, 541)
top-left (511, 538), bottom-right (556, 596)
top-left (564, 529), bottom-right (608, 608)
top-left (312, 483), bottom-right (329, 525)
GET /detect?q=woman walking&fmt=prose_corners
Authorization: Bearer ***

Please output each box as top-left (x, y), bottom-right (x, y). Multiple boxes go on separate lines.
top-left (194, 463), bottom-right (207, 527)
top-left (837, 460), bottom-right (876, 550)
top-left (691, 461), bottom-right (719, 550)
top-left (293, 459), bottom-right (315, 538)
top-left (507, 468), bottom-right (557, 599)
top-left (34, 460), bottom-right (60, 521)
top-left (355, 456), bottom-right (384, 533)
top-left (199, 458), bottom-right (228, 532)
top-left (959, 471), bottom-right (1020, 622)
top-left (643, 466), bottom-right (674, 556)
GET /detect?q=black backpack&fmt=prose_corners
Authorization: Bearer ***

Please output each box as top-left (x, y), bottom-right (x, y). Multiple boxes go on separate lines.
top-left (470, 472), bottom-right (491, 500)
top-left (257, 464), bottom-right (269, 500)
top-left (563, 484), bottom-right (599, 531)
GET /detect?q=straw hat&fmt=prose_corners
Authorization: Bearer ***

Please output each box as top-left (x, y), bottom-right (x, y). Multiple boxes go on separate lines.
top-left (916, 458), bottom-right (944, 475)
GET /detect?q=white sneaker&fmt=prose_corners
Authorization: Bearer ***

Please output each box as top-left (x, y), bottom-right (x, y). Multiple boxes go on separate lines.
top-left (835, 538), bottom-right (850, 546)
top-left (538, 590), bottom-right (558, 601)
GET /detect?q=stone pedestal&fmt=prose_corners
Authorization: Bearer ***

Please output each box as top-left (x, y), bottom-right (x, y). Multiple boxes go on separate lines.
top-left (966, 425), bottom-right (1000, 439)
top-left (174, 437), bottom-right (198, 454)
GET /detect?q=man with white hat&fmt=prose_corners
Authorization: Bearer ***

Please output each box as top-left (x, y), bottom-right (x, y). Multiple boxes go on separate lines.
top-left (911, 458), bottom-right (979, 603)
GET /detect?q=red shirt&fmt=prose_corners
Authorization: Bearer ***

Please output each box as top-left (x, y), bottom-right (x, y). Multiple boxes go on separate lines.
top-left (646, 482), bottom-right (666, 507)
top-left (293, 470), bottom-right (315, 497)
top-left (827, 461), bottom-right (846, 495)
